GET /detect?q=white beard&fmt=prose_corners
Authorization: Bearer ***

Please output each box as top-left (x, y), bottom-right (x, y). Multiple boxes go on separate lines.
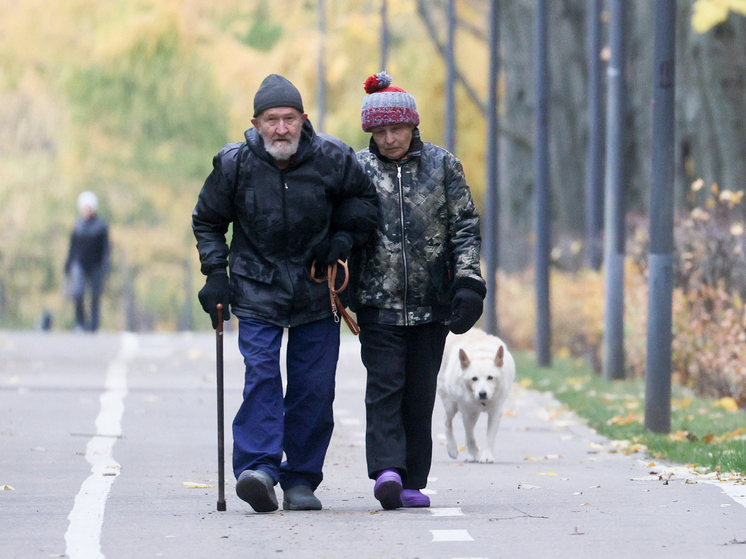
top-left (263, 135), bottom-right (300, 161)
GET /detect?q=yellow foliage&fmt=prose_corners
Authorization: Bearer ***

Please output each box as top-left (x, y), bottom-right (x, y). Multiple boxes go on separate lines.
top-left (714, 397), bottom-right (740, 412)
top-left (692, 0), bottom-right (746, 33)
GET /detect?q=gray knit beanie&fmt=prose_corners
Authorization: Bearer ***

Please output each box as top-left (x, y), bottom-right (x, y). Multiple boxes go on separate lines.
top-left (253, 74), bottom-right (304, 117)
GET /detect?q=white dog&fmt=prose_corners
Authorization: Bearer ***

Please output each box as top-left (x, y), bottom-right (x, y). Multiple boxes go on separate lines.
top-left (437, 329), bottom-right (515, 463)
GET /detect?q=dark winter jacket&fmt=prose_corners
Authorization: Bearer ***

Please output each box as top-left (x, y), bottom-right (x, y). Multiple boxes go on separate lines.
top-left (192, 119), bottom-right (378, 328)
top-left (349, 129), bottom-right (485, 326)
top-left (65, 216), bottom-right (109, 275)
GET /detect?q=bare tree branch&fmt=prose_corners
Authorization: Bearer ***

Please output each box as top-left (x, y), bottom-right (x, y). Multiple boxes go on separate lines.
top-left (416, 0), bottom-right (487, 115)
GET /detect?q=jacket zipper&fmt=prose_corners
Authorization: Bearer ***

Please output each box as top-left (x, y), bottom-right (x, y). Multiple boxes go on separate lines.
top-left (397, 164), bottom-right (409, 326)
top-left (281, 174), bottom-right (292, 327)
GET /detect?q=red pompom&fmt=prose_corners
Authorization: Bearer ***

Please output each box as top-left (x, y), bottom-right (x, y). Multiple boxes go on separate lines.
top-left (364, 71), bottom-right (393, 94)
top-left (364, 76), bottom-right (380, 94)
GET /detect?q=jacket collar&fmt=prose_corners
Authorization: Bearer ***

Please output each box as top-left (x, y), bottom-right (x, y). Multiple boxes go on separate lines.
top-left (368, 127), bottom-right (423, 164)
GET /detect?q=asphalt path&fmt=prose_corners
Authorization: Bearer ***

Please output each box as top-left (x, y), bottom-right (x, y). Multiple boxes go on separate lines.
top-left (2, 329), bottom-right (746, 559)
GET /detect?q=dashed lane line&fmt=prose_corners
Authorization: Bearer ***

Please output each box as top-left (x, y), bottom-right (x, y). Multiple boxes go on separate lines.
top-left (430, 529), bottom-right (474, 542)
top-left (430, 507), bottom-right (464, 517)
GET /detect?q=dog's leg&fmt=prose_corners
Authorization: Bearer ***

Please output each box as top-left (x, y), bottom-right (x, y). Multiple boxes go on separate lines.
top-left (478, 406), bottom-right (504, 463)
top-left (444, 400), bottom-right (460, 459)
top-left (461, 409), bottom-right (481, 462)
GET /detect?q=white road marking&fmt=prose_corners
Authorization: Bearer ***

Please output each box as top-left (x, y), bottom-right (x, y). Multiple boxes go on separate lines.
top-left (430, 507), bottom-right (464, 516)
top-left (430, 529), bottom-right (474, 542)
top-left (64, 333), bottom-right (138, 559)
top-left (422, 488), bottom-right (437, 495)
top-left (339, 418), bottom-right (362, 426)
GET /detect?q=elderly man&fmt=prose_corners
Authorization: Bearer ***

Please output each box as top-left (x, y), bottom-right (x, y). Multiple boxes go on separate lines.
top-left (192, 74), bottom-right (377, 513)
top-left (349, 71), bottom-right (486, 510)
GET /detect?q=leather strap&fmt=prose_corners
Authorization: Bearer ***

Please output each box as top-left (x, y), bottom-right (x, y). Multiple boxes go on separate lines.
top-left (311, 260), bottom-right (360, 335)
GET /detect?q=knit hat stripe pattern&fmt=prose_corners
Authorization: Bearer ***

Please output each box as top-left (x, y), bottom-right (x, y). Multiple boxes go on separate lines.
top-left (361, 72), bottom-right (420, 132)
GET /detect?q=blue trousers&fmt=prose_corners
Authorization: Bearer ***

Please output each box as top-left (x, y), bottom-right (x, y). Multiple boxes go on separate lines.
top-left (69, 262), bottom-right (105, 331)
top-left (233, 316), bottom-right (339, 491)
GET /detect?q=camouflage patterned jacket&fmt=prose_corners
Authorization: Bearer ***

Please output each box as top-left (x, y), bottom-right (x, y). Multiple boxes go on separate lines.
top-left (349, 130), bottom-right (485, 326)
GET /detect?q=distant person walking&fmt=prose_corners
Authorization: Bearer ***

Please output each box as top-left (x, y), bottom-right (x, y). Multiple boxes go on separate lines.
top-left (65, 191), bottom-right (109, 332)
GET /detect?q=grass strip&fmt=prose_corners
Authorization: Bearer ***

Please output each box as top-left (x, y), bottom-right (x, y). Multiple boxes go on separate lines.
top-left (515, 352), bottom-right (746, 477)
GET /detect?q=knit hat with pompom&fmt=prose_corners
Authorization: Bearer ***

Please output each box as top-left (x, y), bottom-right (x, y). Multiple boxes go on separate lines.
top-left (361, 71), bottom-right (420, 132)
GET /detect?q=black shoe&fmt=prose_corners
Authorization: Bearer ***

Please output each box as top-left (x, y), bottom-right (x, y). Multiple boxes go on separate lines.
top-left (283, 484), bottom-right (322, 511)
top-left (236, 470), bottom-right (278, 512)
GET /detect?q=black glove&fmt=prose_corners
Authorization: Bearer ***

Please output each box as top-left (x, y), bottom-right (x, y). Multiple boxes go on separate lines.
top-left (198, 271), bottom-right (231, 329)
top-left (325, 233), bottom-right (352, 265)
top-left (309, 240), bottom-right (330, 281)
top-left (448, 288), bottom-right (484, 334)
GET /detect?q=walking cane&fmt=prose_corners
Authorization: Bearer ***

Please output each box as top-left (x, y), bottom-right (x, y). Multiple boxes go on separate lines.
top-left (215, 304), bottom-right (226, 511)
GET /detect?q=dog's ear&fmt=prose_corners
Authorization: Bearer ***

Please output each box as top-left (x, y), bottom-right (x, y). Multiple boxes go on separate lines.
top-left (495, 345), bottom-right (504, 367)
top-left (459, 348), bottom-right (471, 370)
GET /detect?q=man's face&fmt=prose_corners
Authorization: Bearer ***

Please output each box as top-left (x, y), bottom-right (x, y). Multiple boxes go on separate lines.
top-left (252, 107), bottom-right (307, 161)
top-left (371, 124), bottom-right (414, 161)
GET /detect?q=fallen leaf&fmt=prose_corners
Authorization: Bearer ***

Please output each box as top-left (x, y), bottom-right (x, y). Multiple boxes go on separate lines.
top-left (672, 397), bottom-right (692, 410)
top-left (182, 482), bottom-right (215, 489)
top-left (518, 483), bottom-right (540, 489)
top-left (712, 428), bottom-right (744, 443)
top-left (714, 397), bottom-right (739, 412)
top-left (668, 430), bottom-right (697, 442)
top-left (606, 413), bottom-right (643, 426)
top-left (538, 472), bottom-right (557, 477)
top-left (1, 485), bottom-right (14, 490)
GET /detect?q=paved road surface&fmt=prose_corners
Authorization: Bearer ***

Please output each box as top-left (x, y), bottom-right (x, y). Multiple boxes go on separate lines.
top-left (2, 330), bottom-right (745, 558)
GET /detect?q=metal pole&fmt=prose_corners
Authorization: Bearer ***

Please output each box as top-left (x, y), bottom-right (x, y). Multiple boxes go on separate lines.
top-left (215, 304), bottom-right (226, 511)
top-left (645, 0), bottom-right (677, 434)
top-left (316, 0), bottom-right (326, 133)
top-left (585, 0), bottom-right (605, 270)
top-left (483, 0), bottom-right (500, 336)
top-left (602, 0), bottom-right (626, 380)
top-left (444, 0), bottom-right (456, 154)
top-left (380, 0), bottom-right (389, 71)
top-left (534, 0), bottom-right (551, 367)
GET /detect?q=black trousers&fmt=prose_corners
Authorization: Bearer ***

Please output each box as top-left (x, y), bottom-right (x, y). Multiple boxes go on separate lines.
top-left (359, 321), bottom-right (450, 489)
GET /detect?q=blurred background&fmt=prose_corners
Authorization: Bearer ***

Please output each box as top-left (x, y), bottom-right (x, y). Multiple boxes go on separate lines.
top-left (1, 0), bottom-right (745, 403)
